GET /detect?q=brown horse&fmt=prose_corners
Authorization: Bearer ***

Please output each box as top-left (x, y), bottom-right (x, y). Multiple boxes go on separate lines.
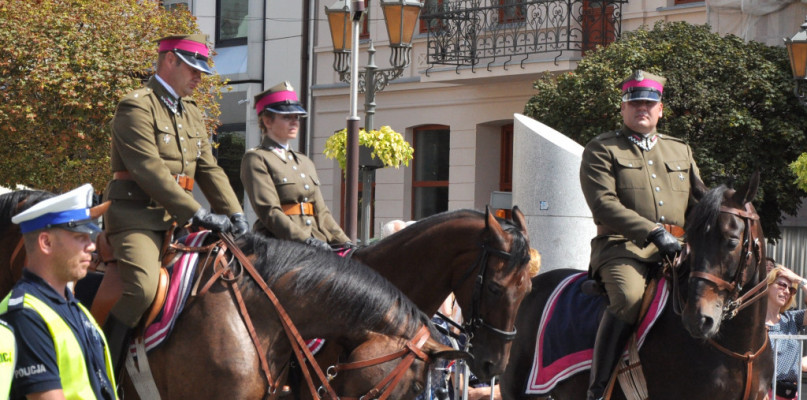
top-left (0, 189), bottom-right (54, 297)
top-left (352, 207), bottom-right (532, 381)
top-left (500, 172), bottom-right (772, 399)
top-left (0, 190), bottom-right (463, 399)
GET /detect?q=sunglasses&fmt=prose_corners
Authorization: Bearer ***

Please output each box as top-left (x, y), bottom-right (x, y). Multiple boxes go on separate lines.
top-left (774, 281), bottom-right (797, 295)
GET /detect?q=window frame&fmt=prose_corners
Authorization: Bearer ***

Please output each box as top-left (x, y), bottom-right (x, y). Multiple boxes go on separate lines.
top-left (411, 124), bottom-right (450, 220)
top-left (215, 0), bottom-right (248, 47)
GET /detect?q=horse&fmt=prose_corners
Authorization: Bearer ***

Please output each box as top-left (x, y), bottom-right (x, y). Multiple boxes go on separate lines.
top-left (0, 190), bottom-right (465, 399)
top-left (349, 207), bottom-right (532, 381)
top-left (500, 172), bottom-right (773, 400)
top-left (0, 189), bottom-right (54, 297)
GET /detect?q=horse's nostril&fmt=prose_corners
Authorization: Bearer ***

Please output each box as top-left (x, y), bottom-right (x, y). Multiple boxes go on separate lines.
top-left (700, 315), bottom-right (714, 332)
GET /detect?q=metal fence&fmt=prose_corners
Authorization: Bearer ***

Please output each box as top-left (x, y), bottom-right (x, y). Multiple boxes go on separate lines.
top-left (769, 333), bottom-right (807, 399)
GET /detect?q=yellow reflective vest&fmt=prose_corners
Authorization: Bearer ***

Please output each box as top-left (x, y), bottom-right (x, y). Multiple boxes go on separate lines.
top-left (0, 293), bottom-right (117, 400)
top-left (0, 320), bottom-right (14, 399)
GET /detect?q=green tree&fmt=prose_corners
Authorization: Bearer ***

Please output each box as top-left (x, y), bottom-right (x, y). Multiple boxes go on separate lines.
top-left (524, 21), bottom-right (807, 240)
top-left (0, 0), bottom-right (229, 193)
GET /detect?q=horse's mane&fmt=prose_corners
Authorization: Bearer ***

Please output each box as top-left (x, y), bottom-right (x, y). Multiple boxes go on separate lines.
top-left (237, 233), bottom-right (430, 338)
top-left (363, 209), bottom-right (531, 272)
top-left (685, 185), bottom-right (728, 241)
top-left (0, 189), bottom-right (55, 233)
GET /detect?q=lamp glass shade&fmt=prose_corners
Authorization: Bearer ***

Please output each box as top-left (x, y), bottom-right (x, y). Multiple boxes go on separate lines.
top-left (787, 39), bottom-right (807, 80)
top-left (382, 1), bottom-right (423, 46)
top-left (326, 2), bottom-right (352, 51)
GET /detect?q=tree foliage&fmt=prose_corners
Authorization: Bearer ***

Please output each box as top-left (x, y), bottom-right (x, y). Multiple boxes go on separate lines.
top-left (524, 21), bottom-right (807, 240)
top-left (0, 0), bottom-right (229, 193)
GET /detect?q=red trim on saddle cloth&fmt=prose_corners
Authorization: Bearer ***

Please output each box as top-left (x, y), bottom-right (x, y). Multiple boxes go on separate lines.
top-left (130, 231), bottom-right (208, 354)
top-left (524, 272), bottom-right (668, 395)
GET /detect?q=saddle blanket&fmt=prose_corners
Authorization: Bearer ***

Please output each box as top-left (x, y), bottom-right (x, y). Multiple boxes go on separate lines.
top-left (133, 231), bottom-right (207, 353)
top-left (525, 272), bottom-right (668, 395)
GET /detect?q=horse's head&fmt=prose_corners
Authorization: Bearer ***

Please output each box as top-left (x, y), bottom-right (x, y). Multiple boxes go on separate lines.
top-left (456, 206), bottom-right (532, 380)
top-left (681, 171), bottom-right (765, 340)
top-left (332, 328), bottom-right (472, 400)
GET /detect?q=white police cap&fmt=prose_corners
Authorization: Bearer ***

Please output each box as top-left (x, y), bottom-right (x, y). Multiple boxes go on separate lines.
top-left (11, 184), bottom-right (101, 235)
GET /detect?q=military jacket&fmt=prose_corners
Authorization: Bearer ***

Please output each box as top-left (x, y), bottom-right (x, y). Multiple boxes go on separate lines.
top-left (580, 126), bottom-right (700, 269)
top-left (104, 77), bottom-right (242, 233)
top-left (240, 136), bottom-right (349, 244)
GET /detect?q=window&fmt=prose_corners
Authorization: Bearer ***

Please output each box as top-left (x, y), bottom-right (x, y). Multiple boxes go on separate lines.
top-left (216, 0), bottom-right (248, 46)
top-left (499, 0), bottom-right (526, 24)
top-left (360, 0), bottom-right (370, 40)
top-left (215, 124), bottom-right (246, 206)
top-left (581, 0), bottom-right (616, 54)
top-left (412, 125), bottom-right (449, 220)
top-left (500, 124), bottom-right (513, 192)
top-left (419, 0), bottom-right (444, 34)
top-left (161, 0), bottom-right (189, 11)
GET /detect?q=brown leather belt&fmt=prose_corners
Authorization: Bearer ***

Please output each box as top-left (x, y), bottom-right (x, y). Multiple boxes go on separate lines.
top-left (113, 170), bottom-right (195, 192)
top-left (282, 202), bottom-right (315, 216)
top-left (597, 223), bottom-right (685, 238)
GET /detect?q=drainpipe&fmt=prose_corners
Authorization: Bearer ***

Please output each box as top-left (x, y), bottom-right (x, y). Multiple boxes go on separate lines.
top-left (301, 0), bottom-right (314, 155)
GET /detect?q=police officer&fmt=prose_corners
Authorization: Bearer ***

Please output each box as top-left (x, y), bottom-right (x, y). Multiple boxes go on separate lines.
top-left (0, 184), bottom-right (116, 400)
top-left (580, 70), bottom-right (700, 400)
top-left (0, 320), bottom-right (15, 398)
top-left (103, 34), bottom-right (249, 374)
top-left (240, 81), bottom-right (350, 250)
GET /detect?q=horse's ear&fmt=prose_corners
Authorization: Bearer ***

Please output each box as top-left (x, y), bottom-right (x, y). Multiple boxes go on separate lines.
top-left (90, 200), bottom-right (110, 219)
top-left (511, 206), bottom-right (529, 239)
top-left (485, 206), bottom-right (506, 244)
top-left (691, 171), bottom-right (708, 202)
top-left (731, 170), bottom-right (760, 205)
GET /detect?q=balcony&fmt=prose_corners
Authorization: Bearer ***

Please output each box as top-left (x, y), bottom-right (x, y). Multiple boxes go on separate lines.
top-left (420, 0), bottom-right (627, 73)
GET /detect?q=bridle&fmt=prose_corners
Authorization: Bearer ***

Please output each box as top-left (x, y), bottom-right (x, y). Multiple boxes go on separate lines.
top-left (193, 233), bottom-right (432, 400)
top-left (450, 238), bottom-right (521, 344)
top-left (670, 201), bottom-right (769, 400)
top-left (687, 203), bottom-right (767, 321)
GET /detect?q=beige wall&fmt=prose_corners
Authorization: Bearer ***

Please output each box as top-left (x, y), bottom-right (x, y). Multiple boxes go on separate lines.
top-left (310, 0), bottom-right (709, 236)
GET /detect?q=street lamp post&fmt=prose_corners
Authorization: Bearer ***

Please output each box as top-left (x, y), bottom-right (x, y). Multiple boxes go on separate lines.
top-left (326, 0), bottom-right (422, 244)
top-left (785, 16), bottom-right (807, 106)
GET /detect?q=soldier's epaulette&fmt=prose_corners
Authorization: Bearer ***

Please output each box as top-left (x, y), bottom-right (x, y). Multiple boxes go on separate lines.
top-left (592, 130), bottom-right (621, 142)
top-left (656, 133), bottom-right (687, 144)
top-left (123, 87), bottom-right (155, 102)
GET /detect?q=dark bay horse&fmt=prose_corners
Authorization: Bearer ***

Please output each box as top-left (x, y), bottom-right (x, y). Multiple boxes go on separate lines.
top-left (0, 189), bottom-right (54, 297)
top-left (501, 173), bottom-right (772, 399)
top-left (0, 190), bottom-right (462, 399)
top-left (353, 207), bottom-right (532, 381)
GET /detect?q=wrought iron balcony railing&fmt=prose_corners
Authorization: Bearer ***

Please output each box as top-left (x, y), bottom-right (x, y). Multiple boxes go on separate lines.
top-left (420, 0), bottom-right (626, 73)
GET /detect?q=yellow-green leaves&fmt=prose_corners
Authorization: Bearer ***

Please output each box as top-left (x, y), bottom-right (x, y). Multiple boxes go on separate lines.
top-left (324, 126), bottom-right (414, 172)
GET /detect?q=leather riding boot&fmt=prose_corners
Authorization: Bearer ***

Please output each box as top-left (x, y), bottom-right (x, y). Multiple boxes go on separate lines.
top-left (586, 311), bottom-right (634, 400)
top-left (103, 314), bottom-right (133, 379)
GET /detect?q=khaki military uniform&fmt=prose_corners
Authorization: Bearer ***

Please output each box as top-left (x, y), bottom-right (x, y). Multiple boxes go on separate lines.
top-left (104, 76), bottom-right (242, 327)
top-left (240, 136), bottom-right (349, 244)
top-left (580, 126), bottom-right (700, 322)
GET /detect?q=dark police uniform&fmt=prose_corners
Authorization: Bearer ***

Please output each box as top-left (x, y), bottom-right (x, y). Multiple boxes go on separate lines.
top-left (580, 125), bottom-right (699, 322)
top-left (241, 136), bottom-right (350, 244)
top-left (104, 75), bottom-right (243, 327)
top-left (0, 270), bottom-right (114, 400)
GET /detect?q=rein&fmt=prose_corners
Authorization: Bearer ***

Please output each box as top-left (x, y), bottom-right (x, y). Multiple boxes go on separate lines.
top-left (196, 233), bottom-right (431, 400)
top-left (665, 202), bottom-right (768, 400)
top-left (453, 241), bottom-right (518, 343)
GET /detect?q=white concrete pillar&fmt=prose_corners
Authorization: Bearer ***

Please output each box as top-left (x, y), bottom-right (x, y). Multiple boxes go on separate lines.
top-left (512, 114), bottom-right (593, 273)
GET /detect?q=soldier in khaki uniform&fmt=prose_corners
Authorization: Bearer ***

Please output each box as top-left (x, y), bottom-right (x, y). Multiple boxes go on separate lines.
top-left (241, 82), bottom-right (350, 250)
top-left (580, 70), bottom-right (700, 400)
top-left (102, 34), bottom-right (249, 374)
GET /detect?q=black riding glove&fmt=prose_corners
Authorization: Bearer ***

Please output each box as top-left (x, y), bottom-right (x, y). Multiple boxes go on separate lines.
top-left (230, 213), bottom-right (249, 237)
top-left (191, 208), bottom-right (233, 233)
top-left (305, 237), bottom-right (332, 252)
top-left (647, 227), bottom-right (681, 259)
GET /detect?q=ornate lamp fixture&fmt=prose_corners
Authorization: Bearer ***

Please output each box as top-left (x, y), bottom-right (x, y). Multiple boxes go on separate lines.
top-left (785, 16), bottom-right (807, 105)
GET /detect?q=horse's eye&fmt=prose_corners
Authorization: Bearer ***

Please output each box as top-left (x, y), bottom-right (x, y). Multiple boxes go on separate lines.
top-left (726, 238), bottom-right (740, 249)
top-left (488, 283), bottom-right (504, 296)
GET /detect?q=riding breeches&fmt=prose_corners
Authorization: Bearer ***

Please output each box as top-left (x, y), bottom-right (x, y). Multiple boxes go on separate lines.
top-left (597, 258), bottom-right (649, 324)
top-left (107, 229), bottom-right (164, 328)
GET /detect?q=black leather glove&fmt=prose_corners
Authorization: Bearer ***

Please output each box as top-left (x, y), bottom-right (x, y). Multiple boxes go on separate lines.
top-left (647, 227), bottom-right (681, 259)
top-left (304, 237), bottom-right (332, 252)
top-left (191, 208), bottom-right (233, 233)
top-left (230, 213), bottom-right (249, 237)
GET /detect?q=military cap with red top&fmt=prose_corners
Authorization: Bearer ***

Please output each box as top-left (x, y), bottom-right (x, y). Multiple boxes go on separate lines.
top-left (156, 34), bottom-right (213, 75)
top-left (620, 70), bottom-right (666, 102)
top-left (254, 81), bottom-right (308, 116)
